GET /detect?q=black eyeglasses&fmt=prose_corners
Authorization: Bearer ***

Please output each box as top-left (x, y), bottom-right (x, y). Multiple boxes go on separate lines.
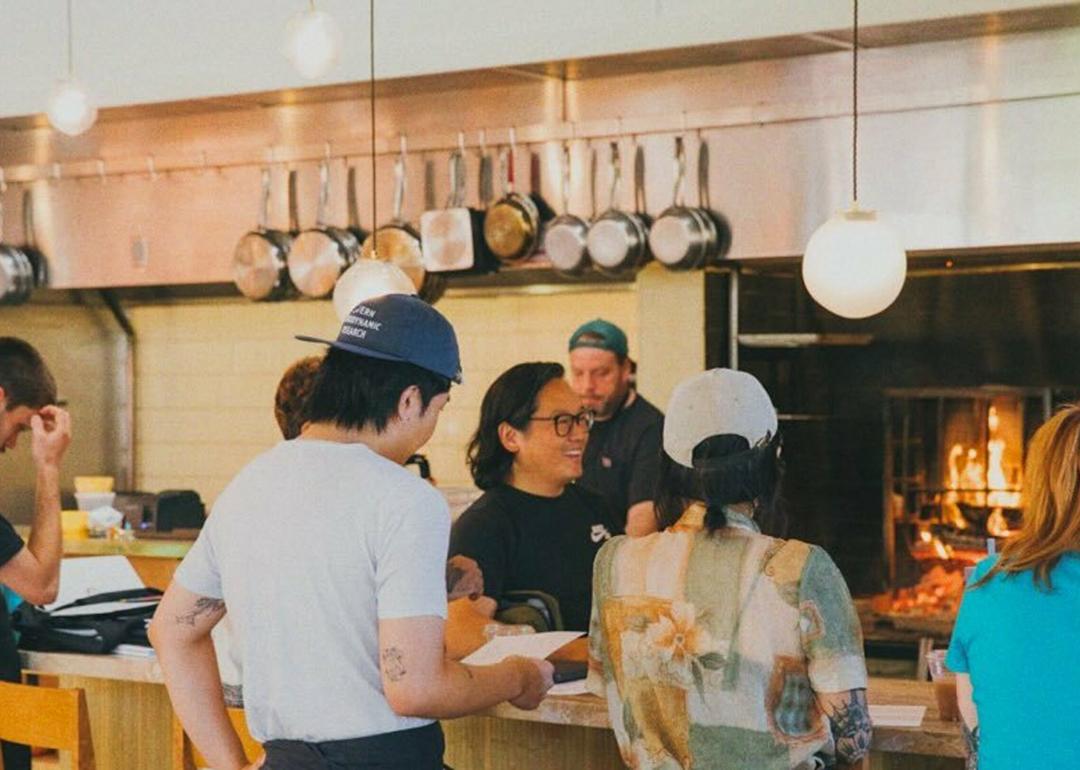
top-left (529, 410), bottom-right (595, 437)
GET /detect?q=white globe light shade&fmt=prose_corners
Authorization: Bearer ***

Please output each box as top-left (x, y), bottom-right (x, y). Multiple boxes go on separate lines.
top-left (47, 79), bottom-right (98, 136)
top-left (801, 209), bottom-right (907, 319)
top-left (283, 8), bottom-right (342, 80)
top-left (333, 259), bottom-right (417, 321)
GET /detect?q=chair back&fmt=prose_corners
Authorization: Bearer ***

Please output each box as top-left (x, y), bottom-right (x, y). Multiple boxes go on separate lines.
top-left (0, 680), bottom-right (95, 770)
top-left (172, 707), bottom-right (263, 770)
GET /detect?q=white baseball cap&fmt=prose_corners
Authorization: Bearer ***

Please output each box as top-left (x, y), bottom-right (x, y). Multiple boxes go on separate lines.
top-left (662, 368), bottom-right (778, 468)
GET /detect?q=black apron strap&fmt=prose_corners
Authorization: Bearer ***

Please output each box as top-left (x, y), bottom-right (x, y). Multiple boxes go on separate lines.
top-left (263, 722), bottom-right (445, 770)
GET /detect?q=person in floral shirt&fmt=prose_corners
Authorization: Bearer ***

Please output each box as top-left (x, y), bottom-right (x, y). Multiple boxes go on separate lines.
top-left (587, 369), bottom-right (871, 770)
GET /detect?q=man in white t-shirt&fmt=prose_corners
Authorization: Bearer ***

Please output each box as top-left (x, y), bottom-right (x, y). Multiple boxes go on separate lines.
top-left (149, 295), bottom-right (553, 770)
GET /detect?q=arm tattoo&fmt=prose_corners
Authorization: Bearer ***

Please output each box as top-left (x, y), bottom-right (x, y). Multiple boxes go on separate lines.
top-left (381, 646), bottom-right (407, 682)
top-left (826, 689), bottom-right (873, 766)
top-left (962, 723), bottom-right (979, 770)
top-left (174, 596), bottom-right (225, 626)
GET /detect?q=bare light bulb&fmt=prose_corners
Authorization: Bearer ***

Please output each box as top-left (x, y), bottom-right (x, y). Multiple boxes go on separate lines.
top-left (333, 259), bottom-right (417, 321)
top-left (801, 206), bottom-right (907, 319)
top-left (47, 78), bottom-right (97, 136)
top-left (283, 8), bottom-right (342, 80)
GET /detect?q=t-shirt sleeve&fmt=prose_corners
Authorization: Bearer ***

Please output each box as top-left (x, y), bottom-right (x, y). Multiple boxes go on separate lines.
top-left (0, 515), bottom-right (25, 568)
top-left (798, 545), bottom-right (868, 693)
top-left (626, 419), bottom-right (662, 507)
top-left (448, 499), bottom-right (511, 602)
top-left (375, 485), bottom-right (450, 620)
top-left (946, 556), bottom-right (995, 673)
top-left (174, 522), bottom-right (224, 600)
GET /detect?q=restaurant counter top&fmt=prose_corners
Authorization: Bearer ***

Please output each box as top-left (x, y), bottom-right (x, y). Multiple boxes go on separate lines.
top-left (22, 650), bottom-right (965, 767)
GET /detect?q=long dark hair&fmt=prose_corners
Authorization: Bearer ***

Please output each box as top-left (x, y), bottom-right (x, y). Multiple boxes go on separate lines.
top-left (654, 432), bottom-right (785, 535)
top-left (467, 362), bottom-right (565, 490)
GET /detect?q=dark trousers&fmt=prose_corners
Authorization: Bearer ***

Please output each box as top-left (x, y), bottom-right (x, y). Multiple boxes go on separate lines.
top-left (262, 722), bottom-right (447, 770)
top-left (0, 629), bottom-right (29, 770)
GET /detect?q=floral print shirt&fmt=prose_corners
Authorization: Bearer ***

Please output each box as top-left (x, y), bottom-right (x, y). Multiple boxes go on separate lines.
top-left (587, 505), bottom-right (867, 770)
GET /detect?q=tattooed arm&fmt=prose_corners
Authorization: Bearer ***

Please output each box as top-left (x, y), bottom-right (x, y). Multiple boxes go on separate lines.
top-left (816, 688), bottom-right (873, 769)
top-left (378, 615), bottom-right (553, 719)
top-left (956, 673), bottom-right (979, 770)
top-left (149, 582), bottom-right (252, 770)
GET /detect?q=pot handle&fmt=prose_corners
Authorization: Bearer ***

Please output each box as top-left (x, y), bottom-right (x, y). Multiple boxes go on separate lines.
top-left (560, 142), bottom-right (572, 215)
top-left (23, 187), bottom-right (37, 249)
top-left (0, 168), bottom-right (6, 242)
top-left (608, 141), bottom-right (621, 212)
top-left (479, 149), bottom-right (493, 207)
top-left (672, 136), bottom-right (687, 208)
top-left (393, 139), bottom-right (407, 221)
top-left (316, 159), bottom-right (330, 228)
top-left (258, 166), bottom-right (272, 230)
top-left (633, 141), bottom-right (647, 215)
top-left (347, 165), bottom-right (362, 231)
top-left (698, 137), bottom-right (712, 210)
top-left (588, 145), bottom-right (598, 219)
top-left (446, 147), bottom-right (466, 209)
top-left (288, 169), bottom-right (300, 234)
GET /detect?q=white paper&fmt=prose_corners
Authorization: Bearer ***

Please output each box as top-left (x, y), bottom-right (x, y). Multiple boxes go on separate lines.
top-left (44, 556), bottom-right (145, 612)
top-left (869, 704), bottom-right (926, 727)
top-left (548, 680), bottom-right (591, 696)
top-left (112, 643), bottom-right (157, 658)
top-left (461, 631), bottom-right (584, 667)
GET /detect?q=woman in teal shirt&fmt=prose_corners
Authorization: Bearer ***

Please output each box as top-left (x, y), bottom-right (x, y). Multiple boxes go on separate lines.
top-left (947, 403), bottom-right (1080, 770)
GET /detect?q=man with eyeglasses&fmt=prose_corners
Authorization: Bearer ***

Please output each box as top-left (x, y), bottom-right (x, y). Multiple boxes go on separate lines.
top-left (568, 319), bottom-right (664, 536)
top-left (449, 362), bottom-right (620, 632)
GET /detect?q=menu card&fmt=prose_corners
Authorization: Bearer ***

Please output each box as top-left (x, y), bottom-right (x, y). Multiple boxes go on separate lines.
top-left (869, 704), bottom-right (926, 727)
top-left (461, 631), bottom-right (584, 667)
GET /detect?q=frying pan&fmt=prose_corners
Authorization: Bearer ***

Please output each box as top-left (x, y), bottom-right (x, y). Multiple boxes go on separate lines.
top-left (288, 159), bottom-right (359, 298)
top-left (232, 167), bottom-right (295, 301)
top-left (586, 140), bottom-right (651, 275)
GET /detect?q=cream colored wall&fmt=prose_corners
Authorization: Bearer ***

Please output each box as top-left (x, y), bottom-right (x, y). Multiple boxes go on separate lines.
top-left (130, 285), bottom-right (650, 505)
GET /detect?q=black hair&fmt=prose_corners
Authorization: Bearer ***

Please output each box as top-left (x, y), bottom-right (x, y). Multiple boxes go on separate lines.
top-left (305, 347), bottom-right (451, 433)
top-left (467, 362), bottom-right (565, 490)
top-left (0, 337), bottom-right (57, 410)
top-left (654, 432), bottom-right (785, 536)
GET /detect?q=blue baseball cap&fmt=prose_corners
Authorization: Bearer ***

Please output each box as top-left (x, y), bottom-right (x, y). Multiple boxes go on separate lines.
top-left (297, 294), bottom-right (463, 384)
top-left (568, 318), bottom-right (628, 358)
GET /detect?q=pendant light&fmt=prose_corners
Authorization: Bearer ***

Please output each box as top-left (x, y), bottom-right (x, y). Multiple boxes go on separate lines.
top-left (47, 0), bottom-right (98, 137)
top-left (801, 0), bottom-right (906, 319)
top-left (332, 0), bottom-right (414, 320)
top-left (283, 0), bottom-right (343, 80)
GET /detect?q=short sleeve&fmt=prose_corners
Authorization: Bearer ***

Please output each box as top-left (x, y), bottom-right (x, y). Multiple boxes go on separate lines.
top-left (798, 545), bottom-right (868, 693)
top-left (174, 523), bottom-right (223, 600)
top-left (586, 539), bottom-right (619, 697)
top-left (0, 515), bottom-right (25, 568)
top-left (375, 486), bottom-right (450, 620)
top-left (946, 556), bottom-right (995, 673)
top-left (625, 422), bottom-right (662, 508)
top-left (449, 500), bottom-right (512, 602)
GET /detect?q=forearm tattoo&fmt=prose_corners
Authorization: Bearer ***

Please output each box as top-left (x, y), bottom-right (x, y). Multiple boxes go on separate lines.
top-left (381, 646), bottom-right (407, 682)
top-left (826, 689), bottom-right (873, 765)
top-left (962, 722), bottom-right (980, 770)
top-left (174, 597), bottom-right (225, 626)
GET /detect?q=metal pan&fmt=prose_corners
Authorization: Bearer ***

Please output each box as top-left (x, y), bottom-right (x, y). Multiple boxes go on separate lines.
top-left (483, 133), bottom-right (543, 264)
top-left (233, 167), bottom-right (295, 301)
top-left (421, 143), bottom-right (496, 275)
top-left (0, 180), bottom-right (33, 306)
top-left (586, 140), bottom-right (651, 275)
top-left (696, 139), bottom-right (732, 266)
top-left (20, 188), bottom-right (48, 289)
top-left (544, 142), bottom-right (592, 276)
top-left (649, 136), bottom-right (717, 271)
top-left (289, 159), bottom-right (359, 298)
top-left (345, 164), bottom-right (370, 247)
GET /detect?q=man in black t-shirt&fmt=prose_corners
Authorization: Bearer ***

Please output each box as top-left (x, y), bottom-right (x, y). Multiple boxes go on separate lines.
top-left (567, 319), bottom-right (664, 536)
top-left (0, 338), bottom-right (71, 770)
top-left (450, 362), bottom-right (618, 632)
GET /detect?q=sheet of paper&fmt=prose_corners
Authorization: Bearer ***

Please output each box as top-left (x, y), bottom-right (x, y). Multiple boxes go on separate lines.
top-left (548, 680), bottom-right (591, 697)
top-left (461, 631), bottom-right (584, 667)
top-left (869, 704), bottom-right (926, 728)
top-left (43, 556), bottom-right (145, 612)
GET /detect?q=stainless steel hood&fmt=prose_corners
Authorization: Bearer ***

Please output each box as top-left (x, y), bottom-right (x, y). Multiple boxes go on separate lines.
top-left (1, 23), bottom-right (1079, 290)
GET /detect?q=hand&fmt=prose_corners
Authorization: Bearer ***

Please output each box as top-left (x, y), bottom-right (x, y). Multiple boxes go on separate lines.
top-left (506, 656), bottom-right (554, 710)
top-left (30, 406), bottom-right (71, 469)
top-left (446, 555), bottom-right (484, 601)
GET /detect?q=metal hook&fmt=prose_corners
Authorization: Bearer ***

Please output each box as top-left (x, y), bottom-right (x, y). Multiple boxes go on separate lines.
top-left (146, 155), bottom-right (158, 181)
top-left (51, 163), bottom-right (63, 184)
top-left (0, 168), bottom-right (6, 195)
top-left (457, 130), bottom-right (466, 155)
top-left (96, 158), bottom-right (107, 184)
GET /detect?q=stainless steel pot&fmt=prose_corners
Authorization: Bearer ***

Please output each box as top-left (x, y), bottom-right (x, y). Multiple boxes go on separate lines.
top-left (543, 143), bottom-right (592, 276)
top-left (421, 144), bottom-right (496, 275)
top-left (586, 140), bottom-right (651, 275)
top-left (232, 167), bottom-right (295, 301)
top-left (649, 136), bottom-right (717, 271)
top-left (289, 159), bottom-right (359, 298)
top-left (483, 135), bottom-right (543, 264)
top-left (0, 181), bottom-right (33, 306)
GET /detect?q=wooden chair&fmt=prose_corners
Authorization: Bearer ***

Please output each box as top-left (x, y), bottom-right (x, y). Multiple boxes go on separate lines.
top-left (172, 707), bottom-right (263, 770)
top-left (0, 680), bottom-right (95, 770)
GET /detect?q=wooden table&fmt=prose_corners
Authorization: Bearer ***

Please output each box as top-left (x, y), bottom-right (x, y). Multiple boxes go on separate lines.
top-left (22, 651), bottom-right (963, 770)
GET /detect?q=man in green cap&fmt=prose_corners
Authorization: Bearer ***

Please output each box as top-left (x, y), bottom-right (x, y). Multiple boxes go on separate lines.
top-left (568, 319), bottom-right (663, 536)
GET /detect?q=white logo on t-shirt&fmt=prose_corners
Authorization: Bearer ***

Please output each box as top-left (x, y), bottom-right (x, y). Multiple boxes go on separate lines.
top-left (591, 524), bottom-right (613, 543)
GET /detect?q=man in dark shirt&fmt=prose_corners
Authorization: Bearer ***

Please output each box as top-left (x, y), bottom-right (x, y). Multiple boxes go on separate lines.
top-left (0, 338), bottom-right (71, 770)
top-left (450, 362), bottom-right (618, 632)
top-left (567, 319), bottom-right (664, 536)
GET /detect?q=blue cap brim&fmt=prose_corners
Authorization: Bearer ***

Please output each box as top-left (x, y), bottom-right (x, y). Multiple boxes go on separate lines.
top-left (295, 334), bottom-right (463, 384)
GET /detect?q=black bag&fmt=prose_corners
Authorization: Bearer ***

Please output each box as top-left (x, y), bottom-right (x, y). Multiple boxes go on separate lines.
top-left (12, 587), bottom-right (161, 654)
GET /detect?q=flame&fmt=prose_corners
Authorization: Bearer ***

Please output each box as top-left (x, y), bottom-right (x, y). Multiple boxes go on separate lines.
top-left (944, 405), bottom-right (1022, 509)
top-left (931, 537), bottom-right (952, 560)
top-left (987, 508), bottom-right (1014, 538)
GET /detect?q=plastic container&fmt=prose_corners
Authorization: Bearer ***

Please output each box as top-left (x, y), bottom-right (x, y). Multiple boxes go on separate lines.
top-left (61, 509), bottom-right (89, 540)
top-left (74, 491), bottom-right (116, 512)
top-left (926, 649), bottom-right (960, 722)
top-left (74, 476), bottom-right (115, 493)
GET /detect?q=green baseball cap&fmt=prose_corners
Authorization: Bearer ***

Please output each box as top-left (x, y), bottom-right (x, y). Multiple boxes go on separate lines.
top-left (568, 319), bottom-right (628, 358)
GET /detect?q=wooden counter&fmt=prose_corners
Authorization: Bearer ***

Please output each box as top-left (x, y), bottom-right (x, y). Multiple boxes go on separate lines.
top-left (22, 651), bottom-right (964, 770)
top-left (64, 534), bottom-right (193, 590)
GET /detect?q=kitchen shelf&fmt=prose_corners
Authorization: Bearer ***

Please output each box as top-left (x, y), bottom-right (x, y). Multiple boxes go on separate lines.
top-left (737, 333), bottom-right (874, 348)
